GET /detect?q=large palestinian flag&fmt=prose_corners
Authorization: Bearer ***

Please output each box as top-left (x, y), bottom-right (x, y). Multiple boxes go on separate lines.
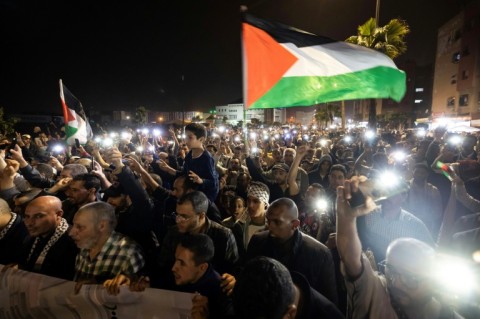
top-left (59, 79), bottom-right (93, 145)
top-left (242, 14), bottom-right (406, 109)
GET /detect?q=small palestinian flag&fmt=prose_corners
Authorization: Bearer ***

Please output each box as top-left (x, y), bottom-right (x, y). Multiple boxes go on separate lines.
top-left (242, 14), bottom-right (406, 109)
top-left (59, 79), bottom-right (93, 145)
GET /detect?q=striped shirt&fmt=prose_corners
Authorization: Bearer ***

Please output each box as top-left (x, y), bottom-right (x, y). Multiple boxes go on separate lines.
top-left (360, 208), bottom-right (435, 262)
top-left (74, 231), bottom-right (145, 283)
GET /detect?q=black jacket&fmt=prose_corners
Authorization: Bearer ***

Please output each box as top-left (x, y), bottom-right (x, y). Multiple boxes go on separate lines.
top-left (291, 271), bottom-right (344, 319)
top-left (0, 213), bottom-right (28, 265)
top-left (246, 229), bottom-right (338, 305)
top-left (19, 231), bottom-right (78, 280)
top-left (173, 264), bottom-right (235, 318)
top-left (157, 217), bottom-right (239, 288)
top-left (114, 166), bottom-right (157, 275)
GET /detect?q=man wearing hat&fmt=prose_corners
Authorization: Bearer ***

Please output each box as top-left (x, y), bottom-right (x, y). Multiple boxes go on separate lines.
top-left (246, 154), bottom-right (302, 205)
top-left (232, 181), bottom-right (270, 261)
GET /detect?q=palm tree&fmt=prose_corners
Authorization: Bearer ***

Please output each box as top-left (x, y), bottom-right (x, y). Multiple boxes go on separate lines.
top-left (0, 107), bottom-right (18, 135)
top-left (134, 106), bottom-right (148, 126)
top-left (315, 103), bottom-right (341, 128)
top-left (191, 115), bottom-right (203, 122)
top-left (346, 18), bottom-right (410, 128)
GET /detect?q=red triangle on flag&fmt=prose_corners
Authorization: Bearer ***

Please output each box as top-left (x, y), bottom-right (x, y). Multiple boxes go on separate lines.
top-left (243, 23), bottom-right (298, 108)
top-left (66, 108), bottom-right (76, 123)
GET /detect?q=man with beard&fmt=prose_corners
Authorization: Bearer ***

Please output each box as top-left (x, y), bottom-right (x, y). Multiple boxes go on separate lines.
top-left (69, 201), bottom-right (145, 295)
top-left (336, 177), bottom-right (462, 318)
top-left (62, 173), bottom-right (100, 223)
top-left (247, 157), bottom-right (301, 205)
top-left (245, 198), bottom-right (338, 305)
top-left (102, 148), bottom-right (157, 279)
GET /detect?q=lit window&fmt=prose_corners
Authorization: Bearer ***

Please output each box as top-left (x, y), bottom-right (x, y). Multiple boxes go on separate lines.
top-left (452, 52), bottom-right (461, 63)
top-left (415, 88), bottom-right (424, 92)
top-left (447, 96), bottom-right (455, 107)
top-left (415, 99), bottom-right (423, 103)
top-left (451, 75), bottom-right (457, 85)
top-left (459, 94), bottom-right (469, 106)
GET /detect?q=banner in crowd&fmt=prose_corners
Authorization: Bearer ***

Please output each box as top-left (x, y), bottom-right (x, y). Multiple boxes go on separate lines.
top-left (0, 265), bottom-right (193, 319)
top-left (59, 79), bottom-right (93, 145)
top-left (242, 14), bottom-right (406, 110)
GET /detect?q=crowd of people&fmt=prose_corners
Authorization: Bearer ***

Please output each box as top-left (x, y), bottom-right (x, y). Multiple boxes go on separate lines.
top-left (0, 120), bottom-right (479, 318)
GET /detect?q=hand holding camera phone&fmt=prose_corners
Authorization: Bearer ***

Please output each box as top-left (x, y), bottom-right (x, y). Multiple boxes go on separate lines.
top-left (4, 138), bottom-right (18, 158)
top-left (348, 172), bottom-right (408, 208)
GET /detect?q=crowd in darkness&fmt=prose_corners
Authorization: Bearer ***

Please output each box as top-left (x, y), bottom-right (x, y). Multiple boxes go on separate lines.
top-left (0, 120), bottom-right (479, 318)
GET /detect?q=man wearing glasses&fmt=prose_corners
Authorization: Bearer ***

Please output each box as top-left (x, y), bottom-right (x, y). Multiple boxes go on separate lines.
top-left (336, 177), bottom-right (462, 318)
top-left (157, 191), bottom-right (239, 289)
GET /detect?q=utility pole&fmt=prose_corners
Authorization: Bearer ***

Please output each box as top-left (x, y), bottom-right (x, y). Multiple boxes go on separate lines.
top-left (181, 74), bottom-right (185, 129)
top-left (375, 0), bottom-right (380, 26)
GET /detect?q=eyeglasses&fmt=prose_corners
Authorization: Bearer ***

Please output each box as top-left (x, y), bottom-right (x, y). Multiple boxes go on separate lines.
top-left (173, 212), bottom-right (196, 222)
top-left (378, 261), bottom-right (423, 289)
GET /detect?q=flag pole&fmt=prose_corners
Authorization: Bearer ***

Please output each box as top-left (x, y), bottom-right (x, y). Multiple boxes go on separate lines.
top-left (240, 5), bottom-right (248, 145)
top-left (59, 79), bottom-right (68, 127)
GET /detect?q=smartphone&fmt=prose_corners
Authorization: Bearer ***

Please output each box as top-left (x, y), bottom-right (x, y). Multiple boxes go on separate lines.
top-left (91, 156), bottom-right (95, 171)
top-left (6, 138), bottom-right (17, 157)
top-left (350, 173), bottom-right (407, 208)
top-left (75, 138), bottom-right (81, 148)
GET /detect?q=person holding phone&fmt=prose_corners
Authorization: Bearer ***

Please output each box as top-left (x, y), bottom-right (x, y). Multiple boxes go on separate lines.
top-left (336, 177), bottom-right (462, 319)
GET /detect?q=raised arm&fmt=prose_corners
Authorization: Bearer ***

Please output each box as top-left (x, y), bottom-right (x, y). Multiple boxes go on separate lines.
top-left (336, 177), bottom-right (376, 278)
top-left (128, 156), bottom-right (160, 190)
top-left (10, 145), bottom-right (55, 188)
top-left (92, 147), bottom-right (110, 169)
top-left (287, 145), bottom-right (307, 196)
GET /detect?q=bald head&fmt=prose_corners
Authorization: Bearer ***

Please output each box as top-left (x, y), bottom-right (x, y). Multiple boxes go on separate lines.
top-left (386, 238), bottom-right (435, 276)
top-left (27, 195), bottom-right (63, 213)
top-left (0, 198), bottom-right (11, 215)
top-left (24, 196), bottom-right (63, 237)
top-left (268, 198), bottom-right (298, 220)
top-left (266, 198), bottom-right (300, 242)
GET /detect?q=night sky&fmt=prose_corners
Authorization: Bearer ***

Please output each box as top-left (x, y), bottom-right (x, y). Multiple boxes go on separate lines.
top-left (0, 0), bottom-right (465, 115)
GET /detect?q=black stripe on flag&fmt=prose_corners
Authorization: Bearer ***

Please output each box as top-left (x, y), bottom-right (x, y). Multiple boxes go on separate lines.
top-left (243, 13), bottom-right (336, 48)
top-left (62, 84), bottom-right (87, 121)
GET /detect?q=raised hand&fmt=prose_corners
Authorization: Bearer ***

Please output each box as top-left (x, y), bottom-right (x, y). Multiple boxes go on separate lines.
top-left (126, 157), bottom-right (144, 174)
top-left (188, 170), bottom-right (203, 184)
top-left (296, 145), bottom-right (309, 157)
top-left (336, 176), bottom-right (377, 219)
top-left (8, 145), bottom-right (26, 164)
